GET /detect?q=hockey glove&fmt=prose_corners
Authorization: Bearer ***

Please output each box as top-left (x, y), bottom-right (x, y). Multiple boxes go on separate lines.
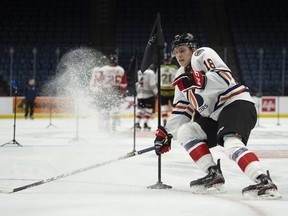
top-left (172, 71), bottom-right (206, 92)
top-left (154, 126), bottom-right (173, 155)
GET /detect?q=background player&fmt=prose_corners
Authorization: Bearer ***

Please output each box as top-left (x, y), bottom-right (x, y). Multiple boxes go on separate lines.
top-left (135, 65), bottom-right (157, 131)
top-left (159, 53), bottom-right (178, 126)
top-left (89, 54), bottom-right (127, 131)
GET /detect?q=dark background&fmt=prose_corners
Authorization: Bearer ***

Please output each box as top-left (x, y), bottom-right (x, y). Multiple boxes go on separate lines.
top-left (0, 0), bottom-right (287, 96)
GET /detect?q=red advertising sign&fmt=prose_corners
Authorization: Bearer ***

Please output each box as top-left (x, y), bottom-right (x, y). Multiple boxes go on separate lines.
top-left (261, 97), bottom-right (276, 112)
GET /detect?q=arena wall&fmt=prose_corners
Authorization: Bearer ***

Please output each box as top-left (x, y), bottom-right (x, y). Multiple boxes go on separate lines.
top-left (1, 96), bottom-right (288, 118)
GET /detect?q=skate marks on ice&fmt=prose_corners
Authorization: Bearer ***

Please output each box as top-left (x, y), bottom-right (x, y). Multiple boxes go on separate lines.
top-left (242, 188), bottom-right (282, 200)
top-left (0, 118), bottom-right (287, 216)
top-left (253, 150), bottom-right (288, 159)
top-left (251, 130), bottom-right (288, 140)
top-left (145, 185), bottom-right (276, 216)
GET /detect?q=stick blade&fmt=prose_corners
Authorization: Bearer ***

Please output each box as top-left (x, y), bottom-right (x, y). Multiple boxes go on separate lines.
top-left (0, 187), bottom-right (14, 194)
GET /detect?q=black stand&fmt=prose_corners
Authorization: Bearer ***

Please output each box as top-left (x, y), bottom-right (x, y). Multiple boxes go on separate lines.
top-left (132, 94), bottom-right (137, 152)
top-left (69, 99), bottom-right (85, 143)
top-left (277, 96), bottom-right (280, 126)
top-left (46, 98), bottom-right (56, 128)
top-left (147, 33), bottom-right (172, 190)
top-left (1, 86), bottom-right (22, 147)
top-left (147, 155), bottom-right (172, 189)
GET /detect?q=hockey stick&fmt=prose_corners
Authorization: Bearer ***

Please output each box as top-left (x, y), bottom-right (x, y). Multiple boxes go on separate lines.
top-left (0, 146), bottom-right (155, 194)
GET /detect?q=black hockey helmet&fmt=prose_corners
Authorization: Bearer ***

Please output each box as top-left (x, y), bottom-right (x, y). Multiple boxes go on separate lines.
top-left (171, 33), bottom-right (198, 51)
top-left (164, 52), bottom-right (172, 62)
top-left (109, 54), bottom-right (118, 65)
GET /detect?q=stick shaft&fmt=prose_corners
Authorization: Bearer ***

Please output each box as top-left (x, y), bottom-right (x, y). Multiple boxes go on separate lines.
top-left (1, 146), bottom-right (155, 194)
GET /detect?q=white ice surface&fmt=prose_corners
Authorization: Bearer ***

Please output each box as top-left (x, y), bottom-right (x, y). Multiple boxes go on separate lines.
top-left (0, 117), bottom-right (287, 216)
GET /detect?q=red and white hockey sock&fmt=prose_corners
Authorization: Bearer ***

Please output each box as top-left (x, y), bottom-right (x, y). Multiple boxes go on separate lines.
top-left (136, 109), bottom-right (144, 123)
top-left (183, 139), bottom-right (215, 172)
top-left (144, 108), bottom-right (153, 122)
top-left (161, 105), bottom-right (169, 124)
top-left (144, 113), bottom-right (150, 122)
top-left (224, 136), bottom-right (265, 182)
top-left (232, 148), bottom-right (265, 182)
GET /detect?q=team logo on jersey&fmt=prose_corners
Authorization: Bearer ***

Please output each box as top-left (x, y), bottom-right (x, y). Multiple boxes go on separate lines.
top-left (198, 104), bottom-right (208, 113)
top-left (194, 93), bottom-right (204, 106)
top-left (194, 49), bottom-right (205, 56)
top-left (188, 91), bottom-right (208, 114)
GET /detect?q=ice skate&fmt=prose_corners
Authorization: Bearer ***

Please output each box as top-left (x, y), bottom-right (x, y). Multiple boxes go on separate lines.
top-left (143, 123), bottom-right (151, 131)
top-left (134, 123), bottom-right (141, 131)
top-left (190, 159), bottom-right (225, 194)
top-left (242, 171), bottom-right (282, 200)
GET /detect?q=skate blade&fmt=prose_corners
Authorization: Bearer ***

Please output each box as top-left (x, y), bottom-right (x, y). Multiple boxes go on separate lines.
top-left (243, 188), bottom-right (282, 200)
top-left (190, 183), bottom-right (226, 194)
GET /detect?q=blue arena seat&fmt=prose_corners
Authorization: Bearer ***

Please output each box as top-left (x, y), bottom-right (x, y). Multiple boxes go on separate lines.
top-left (226, 0), bottom-right (288, 95)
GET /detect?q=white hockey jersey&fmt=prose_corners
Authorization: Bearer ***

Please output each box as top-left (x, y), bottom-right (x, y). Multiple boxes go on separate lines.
top-left (137, 69), bottom-right (158, 99)
top-left (89, 66), bottom-right (102, 93)
top-left (166, 47), bottom-right (255, 139)
top-left (89, 65), bottom-right (127, 95)
top-left (160, 64), bottom-right (178, 97)
top-left (100, 65), bottom-right (127, 90)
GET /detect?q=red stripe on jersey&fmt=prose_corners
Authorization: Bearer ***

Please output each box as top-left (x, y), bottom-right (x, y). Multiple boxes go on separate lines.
top-left (121, 73), bottom-right (127, 93)
top-left (220, 86), bottom-right (247, 101)
top-left (219, 71), bottom-right (233, 81)
top-left (121, 73), bottom-right (127, 85)
top-left (187, 106), bottom-right (195, 113)
top-left (189, 143), bottom-right (211, 162)
top-left (175, 105), bottom-right (187, 110)
top-left (237, 152), bottom-right (259, 172)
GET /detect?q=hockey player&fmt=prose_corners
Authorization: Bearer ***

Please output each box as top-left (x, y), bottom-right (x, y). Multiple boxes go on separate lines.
top-left (90, 54), bottom-right (127, 131)
top-left (89, 66), bottom-right (105, 113)
top-left (135, 65), bottom-right (157, 131)
top-left (159, 53), bottom-right (178, 126)
top-left (154, 33), bottom-right (281, 198)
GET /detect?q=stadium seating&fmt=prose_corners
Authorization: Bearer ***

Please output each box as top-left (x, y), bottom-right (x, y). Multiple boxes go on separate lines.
top-left (226, 0), bottom-right (287, 95)
top-left (0, 0), bottom-right (287, 96)
top-left (0, 0), bottom-right (89, 95)
top-left (114, 0), bottom-right (207, 71)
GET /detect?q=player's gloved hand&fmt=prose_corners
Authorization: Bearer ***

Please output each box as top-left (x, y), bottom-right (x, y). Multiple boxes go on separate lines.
top-left (172, 71), bottom-right (206, 92)
top-left (154, 126), bottom-right (173, 155)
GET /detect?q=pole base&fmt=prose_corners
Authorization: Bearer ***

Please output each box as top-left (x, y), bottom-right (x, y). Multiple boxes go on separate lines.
top-left (147, 181), bottom-right (172, 189)
top-left (1, 139), bottom-right (22, 147)
top-left (68, 136), bottom-right (86, 143)
top-left (46, 123), bottom-right (57, 128)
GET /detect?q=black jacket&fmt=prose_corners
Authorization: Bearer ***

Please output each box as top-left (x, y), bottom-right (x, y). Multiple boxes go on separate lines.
top-left (25, 85), bottom-right (37, 102)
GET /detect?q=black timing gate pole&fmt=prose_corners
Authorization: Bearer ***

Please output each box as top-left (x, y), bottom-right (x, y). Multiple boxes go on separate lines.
top-left (147, 46), bottom-right (172, 189)
top-left (133, 50), bottom-right (138, 152)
